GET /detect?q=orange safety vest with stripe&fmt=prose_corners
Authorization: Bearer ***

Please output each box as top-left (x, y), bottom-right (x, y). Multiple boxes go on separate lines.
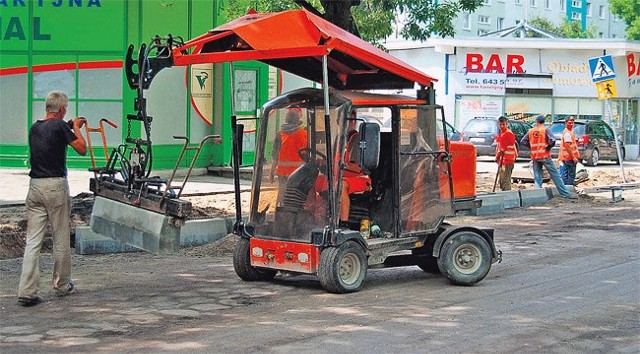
top-left (528, 125), bottom-right (551, 160)
top-left (495, 129), bottom-right (518, 165)
top-left (559, 128), bottom-right (580, 161)
top-left (276, 129), bottom-right (308, 176)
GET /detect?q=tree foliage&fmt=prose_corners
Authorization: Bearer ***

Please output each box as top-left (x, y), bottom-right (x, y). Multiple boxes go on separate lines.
top-left (608, 0), bottom-right (640, 40)
top-left (222, 0), bottom-right (484, 45)
top-left (527, 17), bottom-right (597, 38)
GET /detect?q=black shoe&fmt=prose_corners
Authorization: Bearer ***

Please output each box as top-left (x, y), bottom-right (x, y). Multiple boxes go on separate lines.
top-left (18, 296), bottom-right (43, 307)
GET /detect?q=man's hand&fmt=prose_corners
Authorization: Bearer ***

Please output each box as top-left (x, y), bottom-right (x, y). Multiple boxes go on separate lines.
top-left (73, 116), bottom-right (87, 129)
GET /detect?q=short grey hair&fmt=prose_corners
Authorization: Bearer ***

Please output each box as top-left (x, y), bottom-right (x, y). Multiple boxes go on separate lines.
top-left (45, 91), bottom-right (69, 113)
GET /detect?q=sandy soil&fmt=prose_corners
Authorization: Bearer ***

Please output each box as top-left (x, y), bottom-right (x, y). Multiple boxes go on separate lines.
top-left (1, 166), bottom-right (638, 260)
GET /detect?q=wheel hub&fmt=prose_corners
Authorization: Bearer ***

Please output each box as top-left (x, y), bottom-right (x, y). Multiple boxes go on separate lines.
top-left (454, 245), bottom-right (481, 274)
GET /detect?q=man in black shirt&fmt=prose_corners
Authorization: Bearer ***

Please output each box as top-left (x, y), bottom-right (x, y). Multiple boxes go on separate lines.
top-left (18, 91), bottom-right (87, 307)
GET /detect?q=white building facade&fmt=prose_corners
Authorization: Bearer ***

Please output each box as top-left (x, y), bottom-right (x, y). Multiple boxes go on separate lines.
top-left (454, 0), bottom-right (627, 38)
top-left (387, 38), bottom-right (640, 159)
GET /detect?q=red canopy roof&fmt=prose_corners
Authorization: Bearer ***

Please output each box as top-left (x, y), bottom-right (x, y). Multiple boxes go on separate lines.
top-left (172, 10), bottom-right (437, 90)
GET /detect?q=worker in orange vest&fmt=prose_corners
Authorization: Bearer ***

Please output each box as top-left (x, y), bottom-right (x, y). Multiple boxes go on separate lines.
top-left (521, 115), bottom-right (578, 199)
top-left (269, 108), bottom-right (308, 205)
top-left (495, 116), bottom-right (518, 191)
top-left (558, 116), bottom-right (581, 186)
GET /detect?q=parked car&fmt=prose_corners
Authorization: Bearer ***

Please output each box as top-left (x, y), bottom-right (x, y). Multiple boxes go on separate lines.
top-left (549, 119), bottom-right (624, 166)
top-left (438, 121), bottom-right (462, 141)
top-left (461, 117), bottom-right (531, 158)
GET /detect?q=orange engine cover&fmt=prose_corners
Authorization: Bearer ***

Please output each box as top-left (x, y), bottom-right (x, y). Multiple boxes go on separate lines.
top-left (448, 141), bottom-right (477, 199)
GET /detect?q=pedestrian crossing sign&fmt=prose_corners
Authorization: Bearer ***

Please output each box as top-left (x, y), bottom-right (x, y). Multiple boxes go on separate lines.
top-left (595, 79), bottom-right (617, 100)
top-left (588, 55), bottom-right (616, 83)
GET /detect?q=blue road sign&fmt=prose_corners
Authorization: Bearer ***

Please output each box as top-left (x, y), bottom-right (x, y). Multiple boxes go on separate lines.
top-left (588, 55), bottom-right (616, 83)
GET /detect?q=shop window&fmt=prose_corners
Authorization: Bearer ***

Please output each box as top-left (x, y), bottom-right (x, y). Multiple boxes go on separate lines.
top-left (0, 66), bottom-right (28, 144)
top-left (234, 69), bottom-right (258, 114)
top-left (577, 97), bottom-right (602, 120)
top-left (505, 96), bottom-right (552, 123)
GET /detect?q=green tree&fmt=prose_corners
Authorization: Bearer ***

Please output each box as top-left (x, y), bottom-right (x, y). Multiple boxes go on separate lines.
top-left (526, 17), bottom-right (596, 38)
top-left (222, 0), bottom-right (484, 45)
top-left (608, 0), bottom-right (640, 40)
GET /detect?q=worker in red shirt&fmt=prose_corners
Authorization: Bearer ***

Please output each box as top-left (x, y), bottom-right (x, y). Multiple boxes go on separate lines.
top-left (558, 116), bottom-right (580, 185)
top-left (495, 116), bottom-right (518, 191)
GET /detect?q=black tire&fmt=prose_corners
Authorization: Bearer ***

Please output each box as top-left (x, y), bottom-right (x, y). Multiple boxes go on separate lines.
top-left (586, 148), bottom-right (599, 166)
top-left (233, 238), bottom-right (277, 281)
top-left (318, 241), bottom-right (367, 293)
top-left (437, 232), bottom-right (492, 286)
top-left (416, 255), bottom-right (440, 274)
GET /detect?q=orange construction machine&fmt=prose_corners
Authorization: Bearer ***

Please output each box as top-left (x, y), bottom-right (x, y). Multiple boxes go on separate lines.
top-left (91, 10), bottom-right (500, 293)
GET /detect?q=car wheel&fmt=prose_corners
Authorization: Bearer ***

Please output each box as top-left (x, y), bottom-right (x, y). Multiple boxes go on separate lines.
top-left (437, 231), bottom-right (492, 286)
top-left (318, 241), bottom-right (367, 293)
top-left (233, 238), bottom-right (277, 281)
top-left (586, 148), bottom-right (599, 166)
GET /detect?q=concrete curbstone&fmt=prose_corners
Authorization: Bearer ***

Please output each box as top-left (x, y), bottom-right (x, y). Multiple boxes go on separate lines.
top-left (471, 194), bottom-right (505, 215)
top-left (519, 188), bottom-right (550, 206)
top-left (75, 226), bottom-right (141, 255)
top-left (77, 217), bottom-right (231, 255)
top-left (498, 190), bottom-right (521, 209)
top-left (180, 218), bottom-right (229, 247)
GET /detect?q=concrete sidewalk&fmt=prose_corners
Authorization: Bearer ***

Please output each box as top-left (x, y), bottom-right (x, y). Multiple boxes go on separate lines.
top-left (0, 168), bottom-right (247, 206)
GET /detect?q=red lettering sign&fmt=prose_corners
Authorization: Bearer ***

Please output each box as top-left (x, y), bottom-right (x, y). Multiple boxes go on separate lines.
top-left (465, 53), bottom-right (525, 73)
top-left (628, 52), bottom-right (639, 77)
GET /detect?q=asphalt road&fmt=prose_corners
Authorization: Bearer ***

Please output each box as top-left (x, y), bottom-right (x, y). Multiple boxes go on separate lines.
top-left (1, 188), bottom-right (638, 353)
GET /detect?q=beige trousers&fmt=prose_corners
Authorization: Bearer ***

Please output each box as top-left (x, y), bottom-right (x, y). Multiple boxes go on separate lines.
top-left (18, 177), bottom-right (71, 298)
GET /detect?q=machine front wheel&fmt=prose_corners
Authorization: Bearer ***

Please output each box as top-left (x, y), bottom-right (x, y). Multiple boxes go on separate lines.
top-left (437, 231), bottom-right (492, 286)
top-left (318, 241), bottom-right (367, 293)
top-left (233, 238), bottom-right (277, 281)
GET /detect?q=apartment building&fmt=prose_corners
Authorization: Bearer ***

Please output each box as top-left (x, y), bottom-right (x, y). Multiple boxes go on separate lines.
top-left (456, 0), bottom-right (628, 38)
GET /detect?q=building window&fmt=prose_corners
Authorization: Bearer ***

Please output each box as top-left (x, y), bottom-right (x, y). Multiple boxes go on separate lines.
top-left (560, 0), bottom-right (566, 12)
top-left (477, 29), bottom-right (488, 36)
top-left (530, 0), bottom-right (538, 7)
top-left (598, 5), bottom-right (606, 19)
top-left (515, 0), bottom-right (522, 5)
top-left (545, 0), bottom-right (551, 9)
top-left (478, 15), bottom-right (491, 25)
top-left (571, 0), bottom-right (581, 8)
top-left (613, 15), bottom-right (620, 22)
top-left (571, 11), bottom-right (581, 20)
top-left (463, 13), bottom-right (471, 30)
top-left (586, 2), bottom-right (592, 16)
top-left (598, 32), bottom-right (603, 38)
top-left (497, 17), bottom-right (505, 30)
top-left (482, 0), bottom-right (491, 5)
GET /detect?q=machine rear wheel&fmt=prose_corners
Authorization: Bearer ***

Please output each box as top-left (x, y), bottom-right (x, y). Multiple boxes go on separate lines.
top-left (233, 238), bottom-right (277, 281)
top-left (437, 232), bottom-right (491, 286)
top-left (318, 241), bottom-right (367, 293)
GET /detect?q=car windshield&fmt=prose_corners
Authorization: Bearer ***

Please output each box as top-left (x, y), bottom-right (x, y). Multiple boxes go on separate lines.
top-left (463, 119), bottom-right (496, 134)
top-left (550, 122), bottom-right (586, 136)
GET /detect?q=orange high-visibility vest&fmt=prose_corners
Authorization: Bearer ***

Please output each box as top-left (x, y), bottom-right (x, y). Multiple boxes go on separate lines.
top-left (276, 129), bottom-right (308, 176)
top-left (559, 129), bottom-right (580, 161)
top-left (528, 125), bottom-right (551, 160)
top-left (495, 129), bottom-right (518, 165)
